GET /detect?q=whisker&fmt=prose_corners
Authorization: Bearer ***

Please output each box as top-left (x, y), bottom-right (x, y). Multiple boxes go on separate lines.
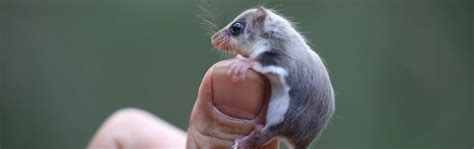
top-left (196, 0), bottom-right (224, 35)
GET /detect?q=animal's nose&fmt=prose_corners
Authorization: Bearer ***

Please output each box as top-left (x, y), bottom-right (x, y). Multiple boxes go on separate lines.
top-left (211, 33), bottom-right (218, 40)
top-left (211, 32), bottom-right (220, 46)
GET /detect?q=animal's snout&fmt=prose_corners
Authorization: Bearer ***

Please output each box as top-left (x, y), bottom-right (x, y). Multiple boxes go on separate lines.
top-left (211, 31), bottom-right (231, 51)
top-left (211, 32), bottom-right (219, 41)
top-left (211, 32), bottom-right (221, 48)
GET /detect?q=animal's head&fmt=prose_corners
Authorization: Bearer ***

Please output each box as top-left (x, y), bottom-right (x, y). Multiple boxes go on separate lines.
top-left (212, 7), bottom-right (283, 57)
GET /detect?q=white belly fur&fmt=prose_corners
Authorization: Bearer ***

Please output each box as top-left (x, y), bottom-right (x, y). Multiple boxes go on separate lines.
top-left (252, 65), bottom-right (290, 127)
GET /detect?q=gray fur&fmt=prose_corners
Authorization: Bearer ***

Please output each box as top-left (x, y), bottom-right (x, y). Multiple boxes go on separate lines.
top-left (256, 9), bottom-right (334, 147)
top-left (213, 7), bottom-right (335, 149)
top-left (252, 8), bottom-right (335, 149)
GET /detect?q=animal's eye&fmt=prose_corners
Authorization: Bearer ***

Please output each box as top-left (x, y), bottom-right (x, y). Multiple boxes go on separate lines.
top-left (230, 22), bottom-right (245, 36)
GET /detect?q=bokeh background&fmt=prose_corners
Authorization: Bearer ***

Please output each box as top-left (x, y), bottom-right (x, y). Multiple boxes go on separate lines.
top-left (1, 0), bottom-right (473, 149)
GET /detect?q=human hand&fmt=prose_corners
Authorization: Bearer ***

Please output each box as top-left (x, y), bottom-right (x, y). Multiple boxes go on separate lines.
top-left (87, 59), bottom-right (278, 149)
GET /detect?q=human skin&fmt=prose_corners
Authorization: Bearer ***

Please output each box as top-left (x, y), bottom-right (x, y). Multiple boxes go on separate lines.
top-left (87, 59), bottom-right (278, 149)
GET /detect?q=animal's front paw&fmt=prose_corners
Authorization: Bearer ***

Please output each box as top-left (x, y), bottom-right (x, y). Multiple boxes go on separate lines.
top-left (227, 56), bottom-right (257, 81)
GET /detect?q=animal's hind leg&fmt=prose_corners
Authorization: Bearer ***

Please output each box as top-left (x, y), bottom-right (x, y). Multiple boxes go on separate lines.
top-left (232, 124), bottom-right (274, 149)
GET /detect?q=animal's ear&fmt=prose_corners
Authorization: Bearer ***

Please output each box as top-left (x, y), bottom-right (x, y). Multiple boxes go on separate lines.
top-left (254, 6), bottom-right (266, 24)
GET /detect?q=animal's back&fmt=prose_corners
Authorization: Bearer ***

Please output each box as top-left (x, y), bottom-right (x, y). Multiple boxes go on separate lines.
top-left (267, 49), bottom-right (334, 148)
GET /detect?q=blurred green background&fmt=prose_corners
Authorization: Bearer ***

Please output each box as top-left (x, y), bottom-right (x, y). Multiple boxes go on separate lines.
top-left (1, 0), bottom-right (473, 149)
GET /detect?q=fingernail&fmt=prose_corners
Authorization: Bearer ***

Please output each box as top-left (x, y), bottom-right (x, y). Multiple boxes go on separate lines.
top-left (211, 65), bottom-right (267, 120)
